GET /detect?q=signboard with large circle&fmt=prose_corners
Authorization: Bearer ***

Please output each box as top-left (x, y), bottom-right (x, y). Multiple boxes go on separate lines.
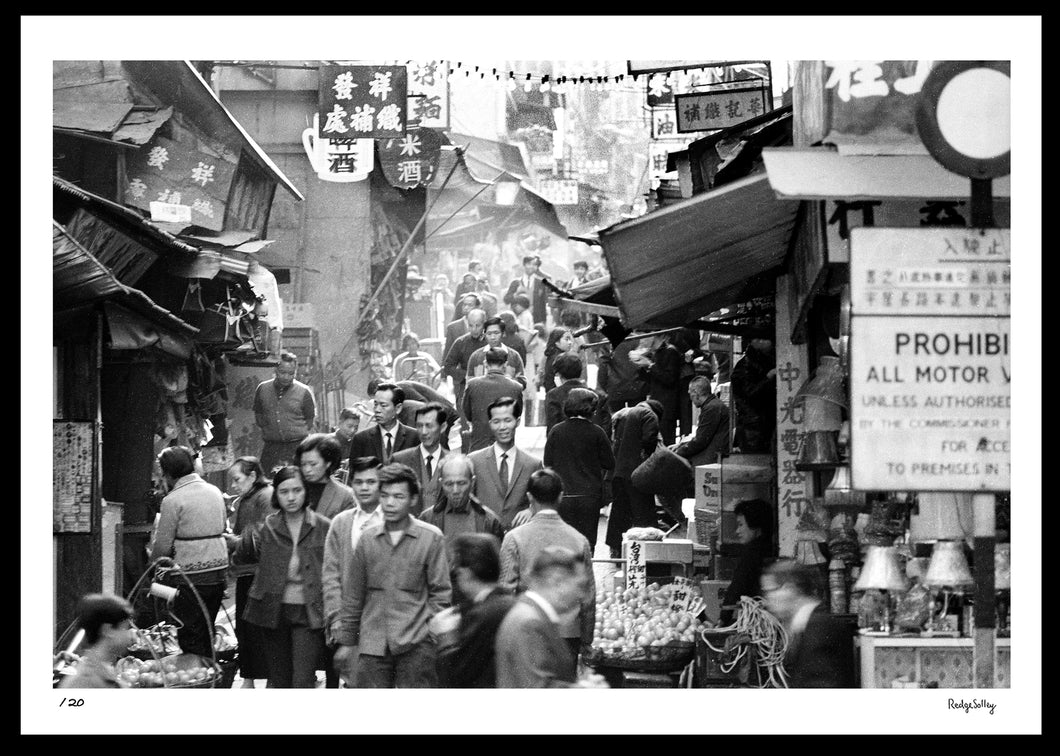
top-left (916, 61), bottom-right (1010, 179)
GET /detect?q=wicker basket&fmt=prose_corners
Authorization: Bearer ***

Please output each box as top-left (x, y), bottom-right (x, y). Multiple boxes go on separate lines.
top-left (585, 641), bottom-right (695, 672)
top-left (117, 652), bottom-right (223, 688)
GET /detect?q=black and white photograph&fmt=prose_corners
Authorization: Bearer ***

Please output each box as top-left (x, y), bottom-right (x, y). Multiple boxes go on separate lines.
top-left (23, 14), bottom-right (1041, 736)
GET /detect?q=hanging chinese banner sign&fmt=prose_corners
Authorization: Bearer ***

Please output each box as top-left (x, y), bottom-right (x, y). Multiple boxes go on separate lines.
top-left (514, 125), bottom-right (554, 170)
top-left (377, 127), bottom-right (443, 189)
top-left (822, 60), bottom-right (934, 154)
top-left (675, 87), bottom-right (769, 133)
top-left (125, 134), bottom-right (236, 232)
top-left (407, 60), bottom-right (450, 128)
top-left (646, 72), bottom-right (675, 107)
top-left (319, 64), bottom-right (407, 140)
top-left (651, 107), bottom-right (678, 139)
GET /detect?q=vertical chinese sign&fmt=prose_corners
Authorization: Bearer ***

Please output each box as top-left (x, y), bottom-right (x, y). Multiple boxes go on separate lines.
top-left (406, 60), bottom-right (450, 128)
top-left (775, 275), bottom-right (814, 557)
top-left (319, 64), bottom-right (408, 140)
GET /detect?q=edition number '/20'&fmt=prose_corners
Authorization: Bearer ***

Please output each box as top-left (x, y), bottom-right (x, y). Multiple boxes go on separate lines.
top-left (59, 698), bottom-right (84, 707)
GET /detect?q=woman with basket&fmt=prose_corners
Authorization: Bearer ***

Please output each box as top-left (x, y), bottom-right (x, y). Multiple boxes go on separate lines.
top-left (226, 457), bottom-right (274, 688)
top-left (226, 466), bottom-right (331, 688)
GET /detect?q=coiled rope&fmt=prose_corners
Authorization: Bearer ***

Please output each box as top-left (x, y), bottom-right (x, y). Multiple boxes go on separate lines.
top-left (699, 596), bottom-right (790, 688)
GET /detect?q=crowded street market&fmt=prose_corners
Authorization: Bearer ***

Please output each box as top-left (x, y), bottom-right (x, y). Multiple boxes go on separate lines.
top-left (27, 15), bottom-right (1040, 737)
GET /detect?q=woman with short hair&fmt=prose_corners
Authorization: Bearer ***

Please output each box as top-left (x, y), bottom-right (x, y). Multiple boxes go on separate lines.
top-left (226, 466), bottom-right (330, 688)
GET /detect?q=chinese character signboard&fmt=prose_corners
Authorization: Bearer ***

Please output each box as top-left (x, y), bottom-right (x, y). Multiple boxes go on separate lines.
top-left (822, 60), bottom-right (935, 154)
top-left (646, 72), bottom-right (675, 107)
top-left (302, 112), bottom-right (374, 183)
top-left (407, 60), bottom-right (450, 128)
top-left (625, 540), bottom-right (646, 590)
top-left (54, 421), bottom-right (95, 533)
top-left (377, 128), bottom-right (443, 189)
top-left (775, 275), bottom-right (814, 557)
top-left (319, 64), bottom-right (407, 140)
top-left (538, 178), bottom-right (579, 206)
top-left (125, 135), bottom-right (235, 232)
top-left (850, 228), bottom-right (1010, 491)
top-left (652, 107), bottom-right (678, 139)
top-left (675, 87), bottom-right (768, 133)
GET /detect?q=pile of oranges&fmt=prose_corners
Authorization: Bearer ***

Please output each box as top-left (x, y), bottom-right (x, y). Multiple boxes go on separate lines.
top-left (592, 582), bottom-right (703, 657)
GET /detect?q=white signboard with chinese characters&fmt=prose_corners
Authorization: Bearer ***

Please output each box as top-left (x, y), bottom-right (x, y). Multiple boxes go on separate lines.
top-left (302, 113), bottom-right (373, 183)
top-left (54, 421), bottom-right (94, 533)
top-left (406, 60), bottom-right (450, 128)
top-left (651, 107), bottom-right (679, 140)
top-left (538, 178), bottom-right (579, 206)
top-left (850, 228), bottom-right (1011, 491)
top-left (624, 540), bottom-right (646, 590)
top-left (149, 201), bottom-right (192, 224)
top-left (675, 87), bottom-right (769, 133)
top-left (667, 576), bottom-right (695, 613)
top-left (774, 275), bottom-right (814, 558)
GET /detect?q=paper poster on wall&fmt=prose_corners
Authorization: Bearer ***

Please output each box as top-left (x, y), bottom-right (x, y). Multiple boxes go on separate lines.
top-left (54, 421), bottom-right (94, 533)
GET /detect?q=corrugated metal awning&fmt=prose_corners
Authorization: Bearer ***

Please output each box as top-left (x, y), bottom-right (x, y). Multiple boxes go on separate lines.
top-left (598, 172), bottom-right (799, 328)
top-left (53, 220), bottom-right (198, 355)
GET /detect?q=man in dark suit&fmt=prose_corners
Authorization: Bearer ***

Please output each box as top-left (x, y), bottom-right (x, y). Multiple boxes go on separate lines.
top-left (462, 348), bottom-right (524, 453)
top-left (605, 398), bottom-right (663, 558)
top-left (494, 546), bottom-right (607, 688)
top-left (761, 559), bottom-right (857, 688)
top-left (673, 373), bottom-right (730, 468)
top-left (419, 454), bottom-right (505, 543)
top-left (468, 397), bottom-right (542, 531)
top-left (503, 255), bottom-right (549, 325)
top-left (443, 308), bottom-right (488, 418)
top-left (644, 333), bottom-right (684, 445)
top-left (350, 382), bottom-right (420, 463)
top-left (390, 402), bottom-right (451, 515)
top-left (443, 293), bottom-right (482, 362)
top-left (434, 533), bottom-right (514, 688)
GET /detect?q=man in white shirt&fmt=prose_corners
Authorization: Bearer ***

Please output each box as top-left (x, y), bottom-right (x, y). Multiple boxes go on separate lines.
top-left (391, 402), bottom-right (451, 514)
top-left (322, 455), bottom-right (385, 686)
top-left (465, 316), bottom-right (527, 387)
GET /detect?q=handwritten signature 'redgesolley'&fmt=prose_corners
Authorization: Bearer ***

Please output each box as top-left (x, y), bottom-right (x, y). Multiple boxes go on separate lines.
top-left (948, 698), bottom-right (997, 715)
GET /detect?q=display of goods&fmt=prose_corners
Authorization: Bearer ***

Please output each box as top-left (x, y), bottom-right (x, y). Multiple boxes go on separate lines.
top-left (590, 582), bottom-right (703, 668)
top-left (127, 622), bottom-right (181, 660)
top-left (622, 527), bottom-right (666, 542)
top-left (116, 652), bottom-right (221, 688)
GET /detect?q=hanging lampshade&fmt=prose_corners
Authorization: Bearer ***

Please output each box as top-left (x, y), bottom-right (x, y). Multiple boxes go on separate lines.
top-left (796, 430), bottom-right (840, 471)
top-left (924, 540), bottom-right (974, 589)
top-left (795, 355), bottom-right (847, 432)
top-left (853, 546), bottom-right (910, 592)
top-left (909, 493), bottom-right (973, 543)
top-left (824, 465), bottom-right (865, 510)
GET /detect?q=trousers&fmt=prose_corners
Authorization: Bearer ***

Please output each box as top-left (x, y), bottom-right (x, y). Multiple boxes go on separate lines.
top-left (557, 495), bottom-right (602, 552)
top-left (173, 581), bottom-right (224, 659)
top-left (356, 642), bottom-right (438, 688)
top-left (261, 603), bottom-right (325, 688)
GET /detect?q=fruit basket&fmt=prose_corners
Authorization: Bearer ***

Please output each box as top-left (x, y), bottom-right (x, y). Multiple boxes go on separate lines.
top-left (585, 641), bottom-right (695, 672)
top-left (117, 652), bottom-right (222, 688)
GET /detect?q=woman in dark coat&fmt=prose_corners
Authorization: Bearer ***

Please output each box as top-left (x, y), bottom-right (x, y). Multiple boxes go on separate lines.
top-left (543, 388), bottom-right (615, 551)
top-left (226, 466), bottom-right (331, 688)
top-left (720, 498), bottom-right (774, 626)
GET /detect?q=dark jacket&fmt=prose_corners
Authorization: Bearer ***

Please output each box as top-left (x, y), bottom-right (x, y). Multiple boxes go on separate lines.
top-left (504, 275), bottom-right (549, 324)
top-left (675, 394), bottom-right (730, 466)
top-left (350, 421), bottom-right (420, 463)
top-left (785, 604), bottom-right (857, 688)
top-left (418, 493), bottom-right (505, 542)
top-left (721, 537), bottom-right (769, 626)
top-left (611, 401), bottom-right (660, 479)
top-left (462, 372), bottom-right (525, 453)
top-left (229, 484), bottom-right (274, 579)
top-left (438, 586), bottom-right (516, 688)
top-left (600, 340), bottom-right (649, 406)
top-left (233, 509), bottom-right (331, 630)
top-left (544, 379), bottom-right (610, 436)
top-left (543, 418), bottom-right (614, 499)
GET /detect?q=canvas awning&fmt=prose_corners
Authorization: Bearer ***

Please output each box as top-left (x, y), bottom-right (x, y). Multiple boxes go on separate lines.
top-left (598, 172), bottom-right (799, 328)
top-left (53, 101), bottom-right (173, 147)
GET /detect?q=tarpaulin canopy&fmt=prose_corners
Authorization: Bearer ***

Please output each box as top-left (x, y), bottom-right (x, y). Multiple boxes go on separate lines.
top-left (598, 172), bottom-right (799, 328)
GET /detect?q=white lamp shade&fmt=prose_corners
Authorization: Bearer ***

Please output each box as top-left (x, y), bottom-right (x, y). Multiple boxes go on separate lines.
top-left (924, 540), bottom-right (974, 588)
top-left (853, 546), bottom-right (909, 592)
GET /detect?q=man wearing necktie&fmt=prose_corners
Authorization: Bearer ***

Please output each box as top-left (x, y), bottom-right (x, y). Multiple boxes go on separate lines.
top-left (392, 402), bottom-right (452, 515)
top-left (351, 383), bottom-right (420, 464)
top-left (468, 397), bottom-right (542, 532)
top-left (504, 255), bottom-right (549, 326)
